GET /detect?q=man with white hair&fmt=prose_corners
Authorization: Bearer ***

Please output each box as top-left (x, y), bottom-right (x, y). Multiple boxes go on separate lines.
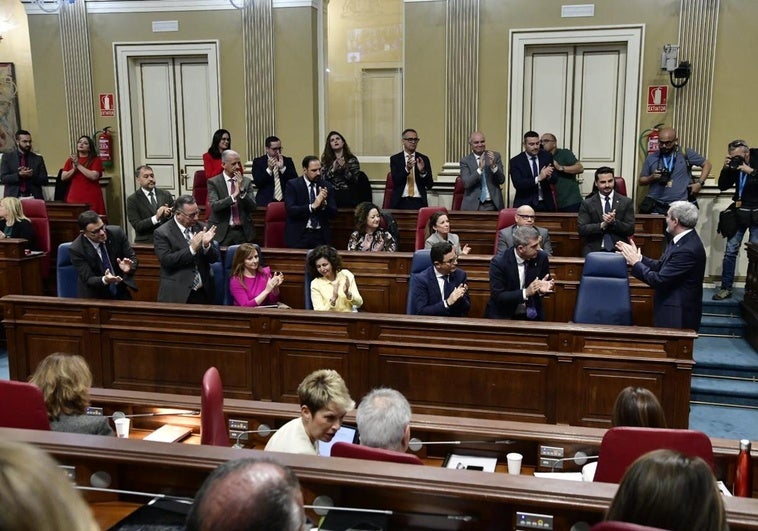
top-left (356, 387), bottom-right (412, 452)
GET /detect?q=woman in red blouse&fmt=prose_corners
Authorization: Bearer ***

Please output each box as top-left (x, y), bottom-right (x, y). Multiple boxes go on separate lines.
top-left (61, 135), bottom-right (105, 215)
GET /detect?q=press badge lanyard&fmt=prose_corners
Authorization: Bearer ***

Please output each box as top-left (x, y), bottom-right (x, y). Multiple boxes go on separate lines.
top-left (736, 172), bottom-right (748, 207)
top-left (661, 153), bottom-right (675, 173)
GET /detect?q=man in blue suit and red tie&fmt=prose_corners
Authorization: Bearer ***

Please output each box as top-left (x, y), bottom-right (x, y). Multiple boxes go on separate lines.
top-left (616, 200), bottom-right (706, 330)
top-left (410, 241), bottom-right (470, 317)
top-left (509, 131), bottom-right (557, 211)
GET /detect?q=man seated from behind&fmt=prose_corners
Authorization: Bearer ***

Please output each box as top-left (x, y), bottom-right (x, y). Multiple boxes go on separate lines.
top-left (356, 387), bottom-right (412, 452)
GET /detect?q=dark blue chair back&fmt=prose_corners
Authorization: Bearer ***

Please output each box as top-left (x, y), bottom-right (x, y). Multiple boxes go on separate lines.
top-left (304, 248), bottom-right (315, 309)
top-left (573, 252), bottom-right (632, 325)
top-left (406, 249), bottom-right (433, 314)
top-left (56, 242), bottom-right (78, 298)
top-left (210, 241), bottom-right (225, 305)
top-left (224, 244), bottom-right (240, 305)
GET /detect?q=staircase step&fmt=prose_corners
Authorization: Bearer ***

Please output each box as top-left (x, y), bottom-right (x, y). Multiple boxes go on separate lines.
top-left (694, 336), bottom-right (758, 378)
top-left (689, 403), bottom-right (758, 441)
top-left (702, 287), bottom-right (745, 316)
top-left (691, 376), bottom-right (758, 408)
top-left (698, 314), bottom-right (745, 337)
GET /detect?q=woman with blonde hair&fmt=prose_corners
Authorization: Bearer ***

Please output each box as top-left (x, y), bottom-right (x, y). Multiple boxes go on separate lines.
top-left (29, 353), bottom-right (113, 435)
top-left (0, 196), bottom-right (36, 250)
top-left (229, 243), bottom-right (286, 307)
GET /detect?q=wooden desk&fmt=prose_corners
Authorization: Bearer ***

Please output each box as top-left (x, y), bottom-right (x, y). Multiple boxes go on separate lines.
top-left (3, 296), bottom-right (695, 427)
top-left (0, 239), bottom-right (43, 297)
top-left (4, 427), bottom-right (758, 531)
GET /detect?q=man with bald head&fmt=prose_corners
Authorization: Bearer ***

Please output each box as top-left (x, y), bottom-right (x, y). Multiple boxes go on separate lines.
top-left (459, 131), bottom-right (505, 211)
top-left (496, 205), bottom-right (553, 255)
top-left (207, 149), bottom-right (257, 245)
top-left (639, 127), bottom-right (711, 214)
top-left (185, 458), bottom-right (306, 531)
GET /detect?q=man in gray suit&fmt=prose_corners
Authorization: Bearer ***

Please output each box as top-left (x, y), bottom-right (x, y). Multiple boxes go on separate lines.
top-left (459, 131), bottom-right (505, 211)
top-left (496, 205), bottom-right (553, 255)
top-left (207, 149), bottom-right (256, 246)
top-left (125, 165), bottom-right (174, 243)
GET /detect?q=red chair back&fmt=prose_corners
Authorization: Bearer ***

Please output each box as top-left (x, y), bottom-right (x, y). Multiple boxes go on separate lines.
top-left (20, 198), bottom-right (51, 277)
top-left (200, 367), bottom-right (228, 446)
top-left (331, 442), bottom-right (423, 465)
top-left (452, 176), bottom-right (464, 210)
top-left (0, 380), bottom-right (51, 430)
top-left (264, 202), bottom-right (287, 248)
top-left (192, 170), bottom-right (208, 220)
top-left (493, 208), bottom-right (518, 254)
top-left (415, 206), bottom-right (448, 250)
top-left (615, 176), bottom-right (628, 196)
top-left (593, 427), bottom-right (714, 484)
top-left (382, 172), bottom-right (394, 209)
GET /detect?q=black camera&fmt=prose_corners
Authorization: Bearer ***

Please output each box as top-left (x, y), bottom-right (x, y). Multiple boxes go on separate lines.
top-left (729, 155), bottom-right (745, 169)
top-left (658, 168), bottom-right (672, 183)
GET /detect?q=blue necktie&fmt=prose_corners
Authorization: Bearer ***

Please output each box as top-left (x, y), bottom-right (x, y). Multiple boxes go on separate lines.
top-left (98, 243), bottom-right (117, 296)
top-left (479, 157), bottom-right (488, 202)
top-left (524, 261), bottom-right (538, 320)
top-left (308, 183), bottom-right (320, 229)
top-left (530, 156), bottom-right (539, 178)
top-left (184, 228), bottom-right (202, 290)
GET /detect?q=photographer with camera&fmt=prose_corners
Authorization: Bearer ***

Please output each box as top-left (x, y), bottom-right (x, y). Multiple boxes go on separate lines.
top-left (712, 139), bottom-right (758, 300)
top-left (639, 127), bottom-right (711, 215)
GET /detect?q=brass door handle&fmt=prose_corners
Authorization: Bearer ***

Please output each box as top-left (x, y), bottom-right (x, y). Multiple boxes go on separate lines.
top-left (180, 168), bottom-right (187, 188)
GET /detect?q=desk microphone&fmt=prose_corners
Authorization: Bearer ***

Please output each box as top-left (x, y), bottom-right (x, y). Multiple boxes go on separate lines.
top-left (110, 410), bottom-right (199, 420)
top-left (308, 495), bottom-right (475, 522)
top-left (407, 437), bottom-right (515, 452)
top-left (233, 424), bottom-right (278, 448)
top-left (548, 452), bottom-right (599, 472)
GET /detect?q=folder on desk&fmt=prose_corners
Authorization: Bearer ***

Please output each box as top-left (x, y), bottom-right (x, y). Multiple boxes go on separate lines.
top-left (143, 424), bottom-right (193, 443)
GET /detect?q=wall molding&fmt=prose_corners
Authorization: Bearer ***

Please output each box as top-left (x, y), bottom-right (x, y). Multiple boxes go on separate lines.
top-left (22, 0), bottom-right (316, 15)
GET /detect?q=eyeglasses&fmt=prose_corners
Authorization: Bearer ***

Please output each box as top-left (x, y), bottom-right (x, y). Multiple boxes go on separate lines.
top-left (403, 137), bottom-right (420, 142)
top-left (659, 139), bottom-right (676, 146)
top-left (179, 210), bottom-right (199, 219)
top-left (86, 225), bottom-right (106, 235)
top-left (516, 214), bottom-right (536, 219)
top-left (729, 140), bottom-right (748, 150)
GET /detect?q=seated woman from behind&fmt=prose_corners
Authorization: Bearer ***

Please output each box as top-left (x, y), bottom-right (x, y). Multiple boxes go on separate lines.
top-left (347, 201), bottom-right (396, 252)
top-left (603, 449), bottom-right (727, 531)
top-left (424, 211), bottom-right (470, 255)
top-left (309, 245), bottom-right (363, 312)
top-left (0, 196), bottom-right (37, 251)
top-left (29, 353), bottom-right (113, 435)
top-left (612, 386), bottom-right (667, 428)
top-left (265, 369), bottom-right (354, 455)
top-left (229, 243), bottom-right (287, 307)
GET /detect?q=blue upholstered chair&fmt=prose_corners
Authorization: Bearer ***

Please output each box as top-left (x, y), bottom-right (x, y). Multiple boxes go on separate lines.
top-left (223, 244), bottom-right (240, 305)
top-left (573, 252), bottom-right (633, 325)
top-left (406, 249), bottom-right (433, 314)
top-left (304, 248), bottom-right (315, 310)
top-left (209, 241), bottom-right (225, 305)
top-left (56, 242), bottom-right (78, 298)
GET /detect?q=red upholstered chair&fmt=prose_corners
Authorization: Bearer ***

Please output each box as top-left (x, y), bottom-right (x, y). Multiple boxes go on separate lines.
top-left (593, 427), bottom-right (714, 484)
top-left (592, 523), bottom-right (668, 531)
top-left (415, 206), bottom-right (448, 250)
top-left (20, 198), bottom-right (51, 277)
top-left (0, 380), bottom-right (51, 430)
top-left (382, 172), bottom-right (394, 209)
top-left (192, 170), bottom-right (208, 220)
top-left (451, 176), bottom-right (464, 210)
top-left (615, 176), bottom-right (628, 197)
top-left (263, 202), bottom-right (287, 248)
top-left (331, 442), bottom-right (423, 465)
top-left (493, 207), bottom-right (518, 254)
top-left (200, 367), bottom-right (228, 446)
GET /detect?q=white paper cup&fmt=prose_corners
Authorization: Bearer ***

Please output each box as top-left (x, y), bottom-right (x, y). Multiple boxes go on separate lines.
top-left (114, 417), bottom-right (131, 438)
top-left (506, 452), bottom-right (523, 475)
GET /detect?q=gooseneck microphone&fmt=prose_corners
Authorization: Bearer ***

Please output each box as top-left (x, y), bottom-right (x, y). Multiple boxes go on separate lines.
top-left (233, 424), bottom-right (278, 448)
top-left (548, 452), bottom-right (599, 472)
top-left (407, 437), bottom-right (515, 452)
top-left (109, 410), bottom-right (199, 420)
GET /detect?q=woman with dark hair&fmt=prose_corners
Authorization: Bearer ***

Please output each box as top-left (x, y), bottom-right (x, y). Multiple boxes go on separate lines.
top-left (203, 129), bottom-right (231, 178)
top-left (229, 242), bottom-right (285, 307)
top-left (604, 449), bottom-right (728, 531)
top-left (424, 211), bottom-right (470, 255)
top-left (611, 386), bottom-right (667, 428)
top-left (62, 135), bottom-right (106, 214)
top-left (347, 201), bottom-right (396, 252)
top-left (320, 131), bottom-right (371, 208)
top-left (0, 196), bottom-right (37, 250)
top-left (29, 353), bottom-right (113, 435)
top-left (308, 245), bottom-right (363, 312)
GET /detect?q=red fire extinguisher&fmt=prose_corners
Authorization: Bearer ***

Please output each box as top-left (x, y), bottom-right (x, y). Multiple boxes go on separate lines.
top-left (96, 127), bottom-right (114, 169)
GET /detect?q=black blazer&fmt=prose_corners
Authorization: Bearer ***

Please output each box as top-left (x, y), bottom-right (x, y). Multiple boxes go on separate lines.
top-left (126, 188), bottom-right (174, 243)
top-left (485, 247), bottom-right (550, 320)
top-left (0, 218), bottom-right (37, 250)
top-left (0, 150), bottom-right (48, 199)
top-left (389, 151), bottom-right (434, 208)
top-left (509, 151), bottom-right (556, 210)
top-left (252, 155), bottom-right (297, 206)
top-left (577, 192), bottom-right (635, 255)
top-left (284, 177), bottom-right (338, 248)
top-left (68, 226), bottom-right (138, 300)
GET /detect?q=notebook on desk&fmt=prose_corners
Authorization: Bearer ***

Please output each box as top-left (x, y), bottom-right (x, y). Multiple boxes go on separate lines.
top-left (143, 424), bottom-right (193, 443)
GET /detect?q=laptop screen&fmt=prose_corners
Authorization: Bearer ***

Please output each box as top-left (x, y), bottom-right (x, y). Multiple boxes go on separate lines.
top-left (318, 424), bottom-right (359, 456)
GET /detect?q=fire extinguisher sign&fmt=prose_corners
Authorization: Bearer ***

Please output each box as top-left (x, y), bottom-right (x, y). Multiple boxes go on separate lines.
top-left (647, 86), bottom-right (667, 113)
top-left (99, 93), bottom-right (115, 117)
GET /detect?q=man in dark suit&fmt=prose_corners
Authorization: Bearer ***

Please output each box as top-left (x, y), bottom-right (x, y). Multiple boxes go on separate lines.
top-left (252, 136), bottom-right (297, 206)
top-left (69, 210), bottom-right (138, 300)
top-left (509, 130), bottom-right (556, 211)
top-left (410, 241), bottom-right (470, 317)
top-left (459, 131), bottom-right (505, 211)
top-left (577, 166), bottom-right (635, 256)
top-left (207, 149), bottom-right (256, 246)
top-left (154, 195), bottom-right (219, 304)
top-left (485, 225), bottom-right (554, 320)
top-left (125, 165), bottom-right (174, 243)
top-left (0, 129), bottom-right (48, 199)
top-left (617, 200), bottom-right (706, 331)
top-left (285, 156), bottom-right (337, 249)
top-left (389, 128), bottom-right (434, 210)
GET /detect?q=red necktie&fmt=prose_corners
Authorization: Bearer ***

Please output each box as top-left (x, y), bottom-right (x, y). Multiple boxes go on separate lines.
top-left (230, 179), bottom-right (241, 226)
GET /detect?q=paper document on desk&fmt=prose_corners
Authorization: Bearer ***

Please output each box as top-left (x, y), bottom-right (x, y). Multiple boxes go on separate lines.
top-left (533, 472), bottom-right (584, 481)
top-left (143, 424), bottom-right (192, 443)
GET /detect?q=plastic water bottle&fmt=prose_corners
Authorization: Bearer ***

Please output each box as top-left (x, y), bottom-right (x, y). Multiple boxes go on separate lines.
top-left (351, 305), bottom-right (358, 313)
top-left (734, 439), bottom-right (753, 497)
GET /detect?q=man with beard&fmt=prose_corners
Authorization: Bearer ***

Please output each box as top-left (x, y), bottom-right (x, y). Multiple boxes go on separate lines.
top-left (0, 130), bottom-right (49, 199)
top-left (639, 127), bottom-right (711, 215)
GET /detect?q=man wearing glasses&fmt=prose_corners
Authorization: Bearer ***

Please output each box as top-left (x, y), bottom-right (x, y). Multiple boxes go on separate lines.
top-left (389, 128), bottom-right (434, 210)
top-left (252, 136), bottom-right (297, 206)
top-left (639, 127), bottom-right (711, 214)
top-left (409, 241), bottom-right (470, 317)
top-left (496, 205), bottom-right (553, 255)
top-left (69, 210), bottom-right (138, 299)
top-left (154, 195), bottom-right (218, 304)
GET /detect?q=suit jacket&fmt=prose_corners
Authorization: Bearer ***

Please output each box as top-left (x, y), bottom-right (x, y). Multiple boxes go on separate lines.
top-left (206, 173), bottom-right (256, 243)
top-left (496, 225), bottom-right (553, 255)
top-left (410, 266), bottom-right (471, 317)
top-left (0, 219), bottom-right (36, 250)
top-left (284, 177), bottom-right (338, 248)
top-left (509, 151), bottom-right (556, 210)
top-left (0, 150), bottom-right (48, 199)
top-left (631, 230), bottom-right (706, 331)
top-left (126, 188), bottom-right (174, 243)
top-left (252, 155), bottom-right (297, 206)
top-left (154, 219), bottom-right (220, 303)
top-left (577, 192), bottom-right (635, 255)
top-left (68, 226), bottom-right (138, 300)
top-left (485, 247), bottom-right (550, 320)
top-left (459, 151), bottom-right (505, 210)
top-left (389, 151), bottom-right (434, 208)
